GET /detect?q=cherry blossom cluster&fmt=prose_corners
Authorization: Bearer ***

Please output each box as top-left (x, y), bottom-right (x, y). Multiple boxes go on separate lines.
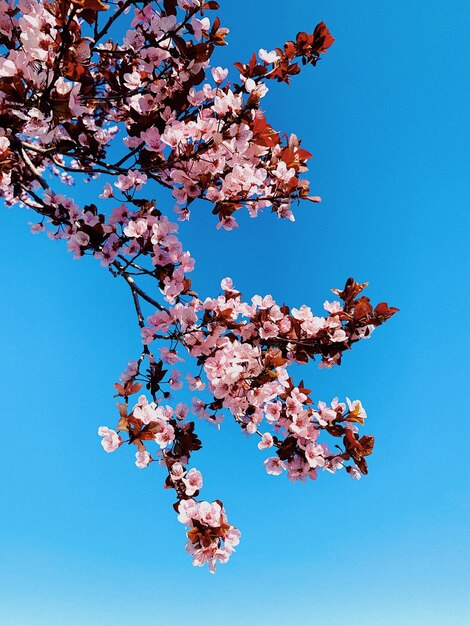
top-left (178, 499), bottom-right (241, 573)
top-left (136, 276), bottom-right (396, 481)
top-left (99, 384), bottom-right (240, 572)
top-left (0, 0), bottom-right (329, 228)
top-left (2, 0), bottom-right (397, 570)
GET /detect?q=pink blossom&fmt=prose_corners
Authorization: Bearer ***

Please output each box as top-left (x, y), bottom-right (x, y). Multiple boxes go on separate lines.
top-left (83, 211), bottom-right (99, 227)
top-left (313, 401), bottom-right (338, 426)
top-left (224, 526), bottom-right (241, 549)
top-left (348, 466), bottom-right (362, 480)
top-left (123, 69), bottom-right (142, 90)
top-left (259, 48), bottom-right (280, 64)
top-left (346, 398), bottom-right (367, 421)
top-left (244, 77), bottom-right (256, 93)
top-left (191, 397), bottom-right (208, 419)
top-left (177, 498), bottom-right (199, 525)
top-left (141, 127), bottom-right (164, 152)
top-left (115, 170), bottom-right (148, 191)
top-left (175, 402), bottom-right (189, 420)
top-left (135, 450), bottom-right (151, 468)
top-left (171, 462), bottom-right (186, 481)
top-left (324, 300), bottom-right (343, 314)
top-left (258, 432), bottom-right (274, 450)
top-left (119, 360), bottom-right (138, 385)
top-left (182, 468), bottom-right (203, 496)
top-left (211, 66), bottom-right (229, 84)
top-left (186, 374), bottom-right (206, 391)
top-left (196, 501), bottom-right (222, 527)
top-left (191, 16), bottom-right (210, 40)
top-left (98, 426), bottom-right (121, 453)
top-left (99, 183), bottom-right (114, 198)
top-left (141, 327), bottom-right (155, 345)
top-left (305, 442), bottom-right (326, 469)
top-left (124, 218), bottom-right (148, 238)
top-left (190, 544), bottom-right (231, 574)
top-left (154, 422), bottom-right (175, 448)
top-left (29, 222), bottom-right (45, 234)
top-left (221, 277), bottom-right (234, 291)
top-left (169, 369), bottom-right (183, 390)
top-left (160, 347), bottom-right (184, 364)
top-left (264, 456), bottom-right (286, 476)
top-left (259, 320), bottom-right (278, 339)
top-left (265, 401), bottom-right (282, 423)
top-left (133, 395), bottom-right (159, 424)
top-left (74, 231), bottom-right (90, 247)
top-left (330, 328), bottom-right (348, 342)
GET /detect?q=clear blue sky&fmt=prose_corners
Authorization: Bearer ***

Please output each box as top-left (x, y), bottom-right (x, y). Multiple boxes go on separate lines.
top-left (1, 1), bottom-right (469, 624)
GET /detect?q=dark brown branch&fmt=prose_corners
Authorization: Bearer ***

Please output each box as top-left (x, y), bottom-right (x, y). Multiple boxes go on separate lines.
top-left (112, 261), bottom-right (168, 313)
top-left (18, 145), bottom-right (49, 190)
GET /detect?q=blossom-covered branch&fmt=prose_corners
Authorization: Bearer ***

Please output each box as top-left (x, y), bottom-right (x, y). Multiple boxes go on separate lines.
top-left (1, 0), bottom-right (397, 571)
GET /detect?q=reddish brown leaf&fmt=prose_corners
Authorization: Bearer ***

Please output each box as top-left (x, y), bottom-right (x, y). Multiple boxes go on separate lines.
top-left (312, 22), bottom-right (335, 54)
top-left (251, 112), bottom-right (280, 147)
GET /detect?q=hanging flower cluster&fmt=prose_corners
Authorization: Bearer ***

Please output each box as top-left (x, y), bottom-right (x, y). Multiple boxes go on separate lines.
top-left (1, 0), bottom-right (397, 571)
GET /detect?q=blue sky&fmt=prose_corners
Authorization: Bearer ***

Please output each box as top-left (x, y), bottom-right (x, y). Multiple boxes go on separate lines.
top-left (1, 1), bottom-right (469, 624)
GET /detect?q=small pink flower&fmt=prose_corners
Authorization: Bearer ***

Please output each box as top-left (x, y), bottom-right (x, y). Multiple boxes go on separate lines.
top-left (169, 370), bottom-right (183, 390)
top-left (124, 218), bottom-right (148, 238)
top-left (224, 526), bottom-right (241, 549)
top-left (313, 401), bottom-right (338, 426)
top-left (115, 170), bottom-right (148, 191)
top-left (330, 328), bottom-right (347, 342)
top-left (160, 347), bottom-right (184, 364)
top-left (73, 231), bottom-right (90, 247)
top-left (83, 211), bottom-right (99, 227)
top-left (123, 69), bottom-right (141, 90)
top-left (171, 462), bottom-right (185, 481)
top-left (244, 78), bottom-right (256, 93)
top-left (98, 426), bottom-right (121, 453)
top-left (135, 450), bottom-right (151, 468)
top-left (182, 468), bottom-right (203, 496)
top-left (191, 16), bottom-right (210, 40)
top-left (175, 402), bottom-right (188, 420)
top-left (191, 398), bottom-right (209, 419)
top-left (258, 48), bottom-right (280, 64)
top-left (265, 401), bottom-right (282, 423)
top-left (259, 321), bottom-right (278, 340)
top-left (264, 456), bottom-right (286, 476)
top-left (141, 327), bottom-right (155, 345)
top-left (348, 466), bottom-right (362, 480)
top-left (197, 501), bottom-right (222, 527)
top-left (216, 216), bottom-right (238, 231)
top-left (99, 183), bottom-right (114, 198)
top-left (186, 374), bottom-right (206, 391)
top-left (211, 66), bottom-right (229, 84)
top-left (220, 277), bottom-right (234, 291)
top-left (305, 442), bottom-right (325, 469)
top-left (141, 127), bottom-right (164, 152)
top-left (323, 300), bottom-right (343, 314)
top-left (258, 432), bottom-right (274, 450)
top-left (177, 498), bottom-right (198, 525)
top-left (154, 422), bottom-right (175, 449)
top-left (346, 398), bottom-right (367, 421)
top-left (29, 222), bottom-right (45, 234)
